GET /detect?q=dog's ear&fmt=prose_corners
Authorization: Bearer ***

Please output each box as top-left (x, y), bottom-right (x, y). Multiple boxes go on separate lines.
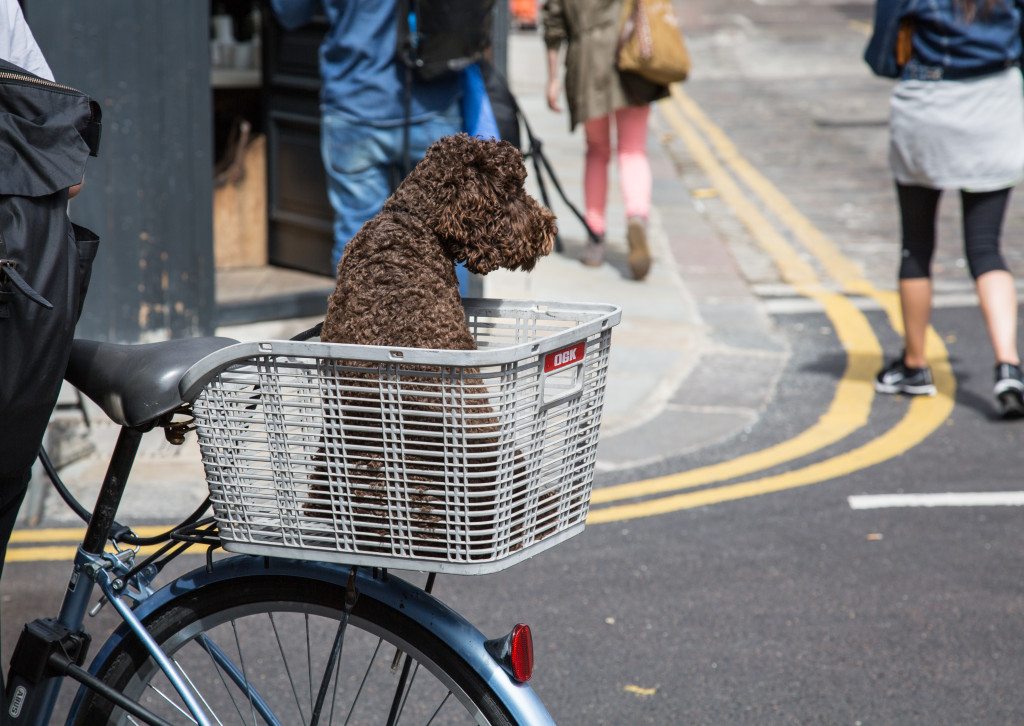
top-left (427, 134), bottom-right (556, 274)
top-left (464, 192), bottom-right (556, 273)
top-left (430, 134), bottom-right (518, 245)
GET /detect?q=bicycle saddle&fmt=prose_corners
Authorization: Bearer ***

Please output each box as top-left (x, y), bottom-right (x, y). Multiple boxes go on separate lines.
top-left (66, 337), bottom-right (239, 428)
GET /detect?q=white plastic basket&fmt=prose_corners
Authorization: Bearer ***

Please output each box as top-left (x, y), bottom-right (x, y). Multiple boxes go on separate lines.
top-left (181, 299), bottom-right (621, 574)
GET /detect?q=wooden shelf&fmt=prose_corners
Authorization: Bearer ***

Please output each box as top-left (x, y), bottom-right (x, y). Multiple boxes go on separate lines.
top-left (212, 68), bottom-right (261, 88)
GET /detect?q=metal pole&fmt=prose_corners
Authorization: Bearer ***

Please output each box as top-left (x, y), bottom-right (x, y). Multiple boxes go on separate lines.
top-left (467, 1), bottom-right (512, 298)
top-left (492, 0), bottom-right (510, 75)
top-left (97, 571), bottom-right (213, 726)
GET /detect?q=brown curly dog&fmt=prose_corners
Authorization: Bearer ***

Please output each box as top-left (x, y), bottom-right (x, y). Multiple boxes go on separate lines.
top-left (321, 133), bottom-right (556, 347)
top-left (311, 134), bottom-right (557, 557)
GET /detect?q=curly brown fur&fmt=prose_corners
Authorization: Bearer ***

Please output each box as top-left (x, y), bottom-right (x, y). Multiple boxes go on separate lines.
top-left (321, 134), bottom-right (555, 347)
top-left (310, 134), bottom-right (557, 556)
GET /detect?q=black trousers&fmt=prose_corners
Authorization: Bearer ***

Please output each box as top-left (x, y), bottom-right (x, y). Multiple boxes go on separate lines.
top-left (0, 472), bottom-right (29, 705)
top-left (0, 474), bottom-right (29, 577)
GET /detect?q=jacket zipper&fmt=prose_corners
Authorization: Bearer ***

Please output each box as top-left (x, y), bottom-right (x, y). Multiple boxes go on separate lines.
top-left (1, 70), bottom-right (102, 155)
top-left (0, 70), bottom-right (83, 96)
top-left (0, 231), bottom-right (9, 318)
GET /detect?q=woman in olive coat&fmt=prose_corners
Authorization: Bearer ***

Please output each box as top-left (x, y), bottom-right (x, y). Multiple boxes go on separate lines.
top-left (543, 0), bottom-right (668, 279)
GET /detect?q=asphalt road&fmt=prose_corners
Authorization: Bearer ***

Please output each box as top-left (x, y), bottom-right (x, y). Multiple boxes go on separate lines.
top-left (6, 303), bottom-right (1023, 725)
top-left (5, 1), bottom-right (1024, 724)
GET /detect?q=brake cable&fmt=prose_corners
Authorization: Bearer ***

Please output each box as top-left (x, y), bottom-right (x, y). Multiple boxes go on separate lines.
top-left (37, 446), bottom-right (212, 546)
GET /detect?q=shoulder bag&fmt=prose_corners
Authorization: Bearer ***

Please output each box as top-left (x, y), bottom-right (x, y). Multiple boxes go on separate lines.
top-left (617, 0), bottom-right (691, 86)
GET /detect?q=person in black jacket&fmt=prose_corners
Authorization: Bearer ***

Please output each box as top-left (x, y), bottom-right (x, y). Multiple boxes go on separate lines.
top-left (0, 2), bottom-right (92, 574)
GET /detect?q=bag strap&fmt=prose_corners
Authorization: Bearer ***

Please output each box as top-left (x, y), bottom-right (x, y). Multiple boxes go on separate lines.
top-left (619, 0), bottom-right (636, 45)
top-left (0, 231), bottom-right (54, 310)
top-left (634, 0), bottom-right (653, 61)
top-left (0, 262), bottom-right (53, 309)
top-left (289, 320), bottom-right (324, 341)
top-left (398, 0), bottom-right (414, 180)
top-left (396, 0), bottom-right (415, 69)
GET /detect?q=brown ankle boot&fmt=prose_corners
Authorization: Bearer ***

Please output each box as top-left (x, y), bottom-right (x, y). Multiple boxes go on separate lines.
top-left (627, 217), bottom-right (651, 280)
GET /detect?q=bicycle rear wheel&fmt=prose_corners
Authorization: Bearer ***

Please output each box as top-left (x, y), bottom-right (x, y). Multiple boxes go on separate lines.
top-left (73, 574), bottom-right (515, 725)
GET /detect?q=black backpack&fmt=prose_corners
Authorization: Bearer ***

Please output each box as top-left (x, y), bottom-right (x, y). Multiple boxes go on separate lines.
top-left (398, 0), bottom-right (496, 81)
top-left (480, 60), bottom-right (522, 149)
top-left (0, 59), bottom-right (102, 487)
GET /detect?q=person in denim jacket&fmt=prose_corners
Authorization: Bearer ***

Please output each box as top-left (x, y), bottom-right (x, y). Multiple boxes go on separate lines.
top-left (866, 0), bottom-right (1022, 78)
top-left (865, 0), bottom-right (1024, 417)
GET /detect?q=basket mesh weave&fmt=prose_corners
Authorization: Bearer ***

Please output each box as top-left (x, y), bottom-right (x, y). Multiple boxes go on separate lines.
top-left (191, 301), bottom-right (616, 574)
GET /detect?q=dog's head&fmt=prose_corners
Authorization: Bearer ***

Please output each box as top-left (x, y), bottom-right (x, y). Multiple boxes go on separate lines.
top-left (388, 133), bottom-right (557, 274)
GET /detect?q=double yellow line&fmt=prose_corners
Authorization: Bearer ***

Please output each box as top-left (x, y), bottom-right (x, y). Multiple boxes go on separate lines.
top-left (6, 525), bottom-right (198, 563)
top-left (586, 87), bottom-right (955, 524)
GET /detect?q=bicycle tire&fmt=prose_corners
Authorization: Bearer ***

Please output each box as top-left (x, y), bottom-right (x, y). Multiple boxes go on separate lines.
top-left (72, 574), bottom-right (516, 725)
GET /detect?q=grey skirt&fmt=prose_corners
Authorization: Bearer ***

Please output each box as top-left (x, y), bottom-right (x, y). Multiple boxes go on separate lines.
top-left (889, 66), bottom-right (1024, 192)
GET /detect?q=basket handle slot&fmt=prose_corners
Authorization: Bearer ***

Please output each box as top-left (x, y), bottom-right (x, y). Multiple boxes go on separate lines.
top-left (539, 341), bottom-right (586, 412)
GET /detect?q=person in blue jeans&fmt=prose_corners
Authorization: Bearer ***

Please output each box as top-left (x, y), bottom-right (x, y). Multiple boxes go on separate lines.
top-left (270, 0), bottom-right (463, 272)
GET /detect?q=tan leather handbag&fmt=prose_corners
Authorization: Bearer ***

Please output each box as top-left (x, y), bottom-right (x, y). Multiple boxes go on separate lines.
top-left (617, 0), bottom-right (691, 85)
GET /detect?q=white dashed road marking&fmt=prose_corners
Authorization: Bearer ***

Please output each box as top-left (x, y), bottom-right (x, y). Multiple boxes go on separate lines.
top-left (849, 493), bottom-right (1024, 509)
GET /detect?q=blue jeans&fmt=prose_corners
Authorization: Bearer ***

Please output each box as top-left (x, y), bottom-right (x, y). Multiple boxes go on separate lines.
top-left (321, 105), bottom-right (462, 272)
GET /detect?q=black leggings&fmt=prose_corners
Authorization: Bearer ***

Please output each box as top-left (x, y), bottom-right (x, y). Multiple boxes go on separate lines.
top-left (897, 183), bottom-right (1012, 280)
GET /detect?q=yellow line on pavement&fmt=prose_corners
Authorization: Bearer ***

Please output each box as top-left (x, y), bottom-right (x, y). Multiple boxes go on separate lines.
top-left (590, 100), bottom-right (881, 507)
top-left (9, 525), bottom-right (171, 545)
top-left (588, 347), bottom-right (951, 522)
top-left (592, 284), bottom-right (879, 505)
top-left (589, 299), bottom-right (954, 523)
top-left (5, 542), bottom-right (193, 564)
top-left (588, 88), bottom-right (956, 523)
top-left (6, 546), bottom-right (82, 563)
top-left (6, 525), bottom-right (188, 564)
top-left (668, 87), bottom-right (949, 356)
top-left (658, 101), bottom-right (819, 286)
top-left (671, 87), bottom-right (871, 295)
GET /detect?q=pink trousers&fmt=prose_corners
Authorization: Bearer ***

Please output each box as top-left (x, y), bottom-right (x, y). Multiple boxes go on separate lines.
top-left (583, 105), bottom-right (652, 237)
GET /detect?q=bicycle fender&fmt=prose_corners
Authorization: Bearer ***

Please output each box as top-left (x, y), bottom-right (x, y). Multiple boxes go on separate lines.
top-left (67, 555), bottom-right (556, 726)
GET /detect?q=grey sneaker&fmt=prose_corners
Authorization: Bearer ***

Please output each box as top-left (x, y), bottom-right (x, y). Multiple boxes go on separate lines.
top-left (581, 239), bottom-right (606, 267)
top-left (875, 356), bottom-right (936, 396)
top-left (994, 362), bottom-right (1024, 418)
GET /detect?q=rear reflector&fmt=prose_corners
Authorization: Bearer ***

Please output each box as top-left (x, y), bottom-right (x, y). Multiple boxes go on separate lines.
top-left (509, 623), bottom-right (533, 683)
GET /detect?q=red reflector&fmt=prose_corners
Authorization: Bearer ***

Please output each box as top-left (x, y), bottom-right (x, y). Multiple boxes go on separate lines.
top-left (509, 623), bottom-right (533, 683)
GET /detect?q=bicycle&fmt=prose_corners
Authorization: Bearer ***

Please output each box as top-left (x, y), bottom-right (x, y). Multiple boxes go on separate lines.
top-left (4, 298), bottom-right (620, 725)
